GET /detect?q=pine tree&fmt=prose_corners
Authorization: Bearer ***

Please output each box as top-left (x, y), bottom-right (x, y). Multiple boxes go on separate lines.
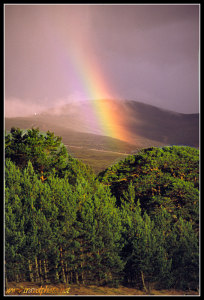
top-left (5, 128), bottom-right (68, 175)
top-left (5, 132), bottom-right (199, 292)
top-left (5, 160), bottom-right (26, 282)
top-left (168, 218), bottom-right (199, 290)
top-left (68, 177), bottom-right (124, 285)
top-left (121, 198), bottom-right (171, 292)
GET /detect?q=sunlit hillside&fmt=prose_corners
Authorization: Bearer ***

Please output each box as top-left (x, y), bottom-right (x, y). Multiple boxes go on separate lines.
top-left (5, 100), bottom-right (199, 172)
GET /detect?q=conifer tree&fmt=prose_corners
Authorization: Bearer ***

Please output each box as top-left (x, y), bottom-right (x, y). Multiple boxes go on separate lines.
top-left (167, 218), bottom-right (199, 290)
top-left (121, 195), bottom-right (172, 292)
top-left (5, 131), bottom-right (199, 291)
top-left (5, 160), bottom-right (26, 282)
top-left (5, 128), bottom-right (68, 175)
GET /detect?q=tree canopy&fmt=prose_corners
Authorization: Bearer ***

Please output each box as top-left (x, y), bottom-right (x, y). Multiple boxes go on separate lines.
top-left (5, 130), bottom-right (199, 292)
top-left (99, 146), bottom-right (199, 231)
top-left (5, 127), bottom-right (68, 174)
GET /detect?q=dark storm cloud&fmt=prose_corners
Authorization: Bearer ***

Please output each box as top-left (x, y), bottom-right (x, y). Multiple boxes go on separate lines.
top-left (5, 4), bottom-right (199, 116)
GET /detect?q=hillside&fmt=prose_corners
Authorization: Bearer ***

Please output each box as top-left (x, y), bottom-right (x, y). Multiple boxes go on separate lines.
top-left (39, 99), bottom-right (199, 147)
top-left (5, 116), bottom-right (136, 173)
top-left (5, 100), bottom-right (199, 172)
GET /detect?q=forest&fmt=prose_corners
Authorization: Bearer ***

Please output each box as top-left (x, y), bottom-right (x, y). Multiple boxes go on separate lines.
top-left (5, 128), bottom-right (199, 293)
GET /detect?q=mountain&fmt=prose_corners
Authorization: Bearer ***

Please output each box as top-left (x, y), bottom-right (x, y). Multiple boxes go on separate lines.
top-left (5, 112), bottom-right (136, 173)
top-left (39, 99), bottom-right (199, 147)
top-left (5, 99), bottom-right (199, 172)
top-left (121, 100), bottom-right (199, 147)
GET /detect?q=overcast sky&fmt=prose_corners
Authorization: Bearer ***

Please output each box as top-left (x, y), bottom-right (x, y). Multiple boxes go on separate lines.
top-left (5, 4), bottom-right (199, 117)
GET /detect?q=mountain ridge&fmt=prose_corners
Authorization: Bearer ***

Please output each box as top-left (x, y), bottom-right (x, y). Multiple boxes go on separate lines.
top-left (5, 99), bottom-right (199, 172)
top-left (5, 99), bottom-right (199, 147)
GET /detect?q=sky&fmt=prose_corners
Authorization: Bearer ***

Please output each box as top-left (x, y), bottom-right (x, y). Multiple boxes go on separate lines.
top-left (5, 4), bottom-right (199, 117)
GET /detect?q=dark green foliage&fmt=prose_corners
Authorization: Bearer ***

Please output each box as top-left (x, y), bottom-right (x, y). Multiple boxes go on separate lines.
top-left (168, 218), bottom-right (199, 290)
top-left (99, 146), bottom-right (199, 290)
top-left (5, 158), bottom-right (123, 285)
top-left (5, 127), bottom-right (68, 175)
top-left (99, 146), bottom-right (199, 229)
top-left (5, 131), bottom-right (199, 291)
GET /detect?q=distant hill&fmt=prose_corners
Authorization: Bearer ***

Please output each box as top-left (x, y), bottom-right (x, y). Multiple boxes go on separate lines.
top-left (5, 112), bottom-right (137, 173)
top-left (39, 99), bottom-right (199, 147)
top-left (5, 114), bottom-right (135, 152)
top-left (5, 99), bottom-right (199, 172)
top-left (122, 100), bottom-right (199, 147)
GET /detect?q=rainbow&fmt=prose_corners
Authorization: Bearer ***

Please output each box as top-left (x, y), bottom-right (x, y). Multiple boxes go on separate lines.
top-left (54, 27), bottom-right (133, 144)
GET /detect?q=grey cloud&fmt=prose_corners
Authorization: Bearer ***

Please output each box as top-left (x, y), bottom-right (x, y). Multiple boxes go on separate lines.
top-left (5, 4), bottom-right (199, 115)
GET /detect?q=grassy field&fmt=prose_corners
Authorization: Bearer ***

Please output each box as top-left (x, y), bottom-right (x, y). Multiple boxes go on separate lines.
top-left (5, 282), bottom-right (199, 296)
top-left (66, 145), bottom-right (131, 173)
top-left (5, 117), bottom-right (139, 173)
